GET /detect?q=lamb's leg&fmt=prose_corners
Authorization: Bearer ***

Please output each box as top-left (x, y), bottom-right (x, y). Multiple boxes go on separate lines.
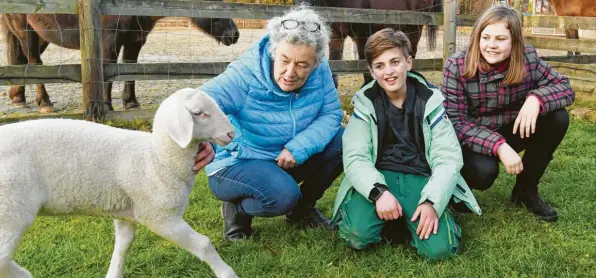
top-left (105, 219), bottom-right (136, 278)
top-left (0, 214), bottom-right (35, 278)
top-left (142, 218), bottom-right (238, 278)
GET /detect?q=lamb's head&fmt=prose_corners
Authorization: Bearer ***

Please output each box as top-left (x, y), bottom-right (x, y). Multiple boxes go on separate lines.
top-left (154, 88), bottom-right (235, 149)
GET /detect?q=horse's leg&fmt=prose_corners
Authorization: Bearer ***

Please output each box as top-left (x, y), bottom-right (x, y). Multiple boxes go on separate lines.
top-left (101, 42), bottom-right (119, 112)
top-left (352, 29), bottom-right (372, 88)
top-left (4, 25), bottom-right (28, 107)
top-left (120, 40), bottom-right (144, 110)
top-left (329, 26), bottom-right (345, 89)
top-left (404, 25), bottom-right (423, 59)
top-left (23, 28), bottom-right (53, 113)
top-left (565, 28), bottom-right (580, 56)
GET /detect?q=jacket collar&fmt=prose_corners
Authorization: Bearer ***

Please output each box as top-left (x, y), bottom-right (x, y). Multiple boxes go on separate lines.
top-left (478, 58), bottom-right (509, 83)
top-left (354, 71), bottom-right (444, 120)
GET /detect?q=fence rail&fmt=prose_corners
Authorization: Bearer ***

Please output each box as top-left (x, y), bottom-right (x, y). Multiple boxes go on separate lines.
top-left (4, 55), bottom-right (596, 86)
top-left (3, 0), bottom-right (596, 29)
top-left (0, 59), bottom-right (441, 85)
top-left (0, 0), bottom-right (77, 14)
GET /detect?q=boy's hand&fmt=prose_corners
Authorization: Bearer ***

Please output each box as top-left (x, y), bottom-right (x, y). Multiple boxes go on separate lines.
top-left (375, 191), bottom-right (402, 220)
top-left (412, 203), bottom-right (438, 240)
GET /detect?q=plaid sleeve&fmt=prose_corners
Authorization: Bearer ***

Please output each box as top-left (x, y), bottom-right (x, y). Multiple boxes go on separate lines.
top-left (527, 47), bottom-right (576, 114)
top-left (442, 58), bottom-right (505, 156)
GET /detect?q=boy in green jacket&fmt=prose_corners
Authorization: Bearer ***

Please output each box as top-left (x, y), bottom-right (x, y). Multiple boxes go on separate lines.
top-left (332, 28), bottom-right (482, 260)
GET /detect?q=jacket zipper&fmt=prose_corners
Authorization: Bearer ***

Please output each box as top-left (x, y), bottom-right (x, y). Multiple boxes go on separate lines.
top-left (290, 94), bottom-right (296, 137)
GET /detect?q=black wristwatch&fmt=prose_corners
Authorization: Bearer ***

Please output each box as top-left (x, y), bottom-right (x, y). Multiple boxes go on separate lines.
top-left (369, 183), bottom-right (389, 202)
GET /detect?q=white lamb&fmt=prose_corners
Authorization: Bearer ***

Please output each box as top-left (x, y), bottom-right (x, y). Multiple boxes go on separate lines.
top-left (0, 88), bottom-right (238, 278)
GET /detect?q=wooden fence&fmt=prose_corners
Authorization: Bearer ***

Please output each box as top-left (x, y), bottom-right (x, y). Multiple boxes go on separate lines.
top-left (1, 0), bottom-right (595, 120)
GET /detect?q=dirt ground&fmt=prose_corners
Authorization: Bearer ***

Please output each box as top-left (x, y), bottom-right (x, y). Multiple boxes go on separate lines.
top-left (0, 26), bottom-right (569, 117)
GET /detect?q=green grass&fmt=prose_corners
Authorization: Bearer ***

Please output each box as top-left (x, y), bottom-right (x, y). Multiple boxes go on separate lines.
top-left (11, 119), bottom-right (596, 278)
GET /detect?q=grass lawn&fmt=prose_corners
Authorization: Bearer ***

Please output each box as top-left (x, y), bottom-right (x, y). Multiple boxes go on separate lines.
top-left (12, 119), bottom-right (596, 278)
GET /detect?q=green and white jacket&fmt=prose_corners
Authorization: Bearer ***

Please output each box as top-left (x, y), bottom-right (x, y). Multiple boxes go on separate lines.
top-left (333, 71), bottom-right (482, 220)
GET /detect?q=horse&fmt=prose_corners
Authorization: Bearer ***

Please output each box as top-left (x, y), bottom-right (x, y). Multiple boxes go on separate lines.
top-left (1, 1), bottom-right (239, 113)
top-left (538, 0), bottom-right (596, 56)
top-left (295, 0), bottom-right (442, 87)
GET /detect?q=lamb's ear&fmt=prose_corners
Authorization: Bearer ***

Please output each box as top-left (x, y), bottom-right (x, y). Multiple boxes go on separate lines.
top-left (167, 104), bottom-right (194, 148)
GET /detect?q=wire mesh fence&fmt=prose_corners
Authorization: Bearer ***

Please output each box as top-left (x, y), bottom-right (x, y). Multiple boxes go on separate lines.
top-left (0, 0), bottom-right (448, 116)
top-left (0, 0), bottom-right (594, 118)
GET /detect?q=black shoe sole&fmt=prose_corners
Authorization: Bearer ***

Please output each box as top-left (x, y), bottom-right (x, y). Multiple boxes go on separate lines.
top-left (511, 198), bottom-right (558, 222)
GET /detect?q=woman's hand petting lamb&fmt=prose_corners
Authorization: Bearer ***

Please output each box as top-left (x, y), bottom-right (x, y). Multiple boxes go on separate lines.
top-left (193, 142), bottom-right (215, 172)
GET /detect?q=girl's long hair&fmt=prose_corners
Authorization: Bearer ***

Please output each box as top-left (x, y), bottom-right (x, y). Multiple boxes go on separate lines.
top-left (464, 5), bottom-right (526, 85)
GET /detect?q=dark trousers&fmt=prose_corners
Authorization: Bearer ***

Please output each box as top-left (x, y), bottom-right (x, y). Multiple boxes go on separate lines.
top-left (461, 109), bottom-right (570, 191)
top-left (208, 128), bottom-right (344, 217)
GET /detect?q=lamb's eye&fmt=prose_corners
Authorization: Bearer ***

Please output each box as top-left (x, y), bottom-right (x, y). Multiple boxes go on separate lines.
top-left (193, 111), bottom-right (203, 117)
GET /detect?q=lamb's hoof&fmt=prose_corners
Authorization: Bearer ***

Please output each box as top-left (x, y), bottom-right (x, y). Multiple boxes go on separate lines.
top-left (124, 102), bottom-right (140, 110)
top-left (39, 106), bottom-right (53, 113)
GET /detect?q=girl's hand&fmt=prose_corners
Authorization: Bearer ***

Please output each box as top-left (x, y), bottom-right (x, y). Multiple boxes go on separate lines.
top-left (497, 143), bottom-right (523, 175)
top-left (513, 95), bottom-right (541, 139)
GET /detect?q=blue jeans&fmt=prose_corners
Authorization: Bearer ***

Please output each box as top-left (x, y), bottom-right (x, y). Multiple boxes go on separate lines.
top-left (208, 128), bottom-right (344, 217)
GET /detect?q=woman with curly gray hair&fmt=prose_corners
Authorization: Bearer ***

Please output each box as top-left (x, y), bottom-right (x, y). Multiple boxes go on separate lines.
top-left (193, 6), bottom-right (344, 241)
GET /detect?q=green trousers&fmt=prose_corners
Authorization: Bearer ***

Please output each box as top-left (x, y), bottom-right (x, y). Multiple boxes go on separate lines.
top-left (337, 170), bottom-right (462, 261)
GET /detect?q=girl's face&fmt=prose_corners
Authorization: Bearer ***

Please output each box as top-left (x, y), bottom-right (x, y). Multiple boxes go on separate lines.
top-left (479, 21), bottom-right (513, 65)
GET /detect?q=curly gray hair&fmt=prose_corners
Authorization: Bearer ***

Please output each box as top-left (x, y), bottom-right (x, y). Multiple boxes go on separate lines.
top-left (266, 5), bottom-right (330, 66)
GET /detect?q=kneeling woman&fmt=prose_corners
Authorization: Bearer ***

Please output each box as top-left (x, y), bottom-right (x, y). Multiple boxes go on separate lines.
top-left (332, 28), bottom-right (481, 261)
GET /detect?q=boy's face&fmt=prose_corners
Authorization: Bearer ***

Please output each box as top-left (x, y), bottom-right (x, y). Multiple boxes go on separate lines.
top-left (368, 47), bottom-right (412, 95)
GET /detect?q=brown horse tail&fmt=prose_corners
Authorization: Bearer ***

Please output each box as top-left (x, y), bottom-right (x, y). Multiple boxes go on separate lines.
top-left (428, 0), bottom-right (442, 51)
top-left (0, 15), bottom-right (27, 66)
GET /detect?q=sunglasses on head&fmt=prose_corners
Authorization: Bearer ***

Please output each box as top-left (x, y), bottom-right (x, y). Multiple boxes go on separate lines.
top-left (281, 19), bottom-right (321, 32)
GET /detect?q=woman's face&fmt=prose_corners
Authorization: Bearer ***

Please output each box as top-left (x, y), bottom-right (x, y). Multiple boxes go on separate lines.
top-left (273, 41), bottom-right (316, 92)
top-left (479, 21), bottom-right (513, 65)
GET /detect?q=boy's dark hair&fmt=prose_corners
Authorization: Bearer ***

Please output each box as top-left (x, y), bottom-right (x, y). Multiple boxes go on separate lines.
top-left (364, 28), bottom-right (412, 67)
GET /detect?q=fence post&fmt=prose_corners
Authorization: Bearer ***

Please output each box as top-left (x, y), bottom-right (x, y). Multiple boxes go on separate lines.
top-left (443, 0), bottom-right (457, 66)
top-left (78, 0), bottom-right (105, 121)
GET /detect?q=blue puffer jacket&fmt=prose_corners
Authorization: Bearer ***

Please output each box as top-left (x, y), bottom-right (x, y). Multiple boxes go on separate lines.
top-left (199, 34), bottom-right (343, 175)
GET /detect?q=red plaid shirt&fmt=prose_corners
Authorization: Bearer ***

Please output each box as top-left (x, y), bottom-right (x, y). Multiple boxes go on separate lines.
top-left (441, 45), bottom-right (575, 156)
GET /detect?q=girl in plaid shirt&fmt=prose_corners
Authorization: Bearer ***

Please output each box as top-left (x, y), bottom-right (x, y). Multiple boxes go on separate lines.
top-left (441, 5), bottom-right (575, 222)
